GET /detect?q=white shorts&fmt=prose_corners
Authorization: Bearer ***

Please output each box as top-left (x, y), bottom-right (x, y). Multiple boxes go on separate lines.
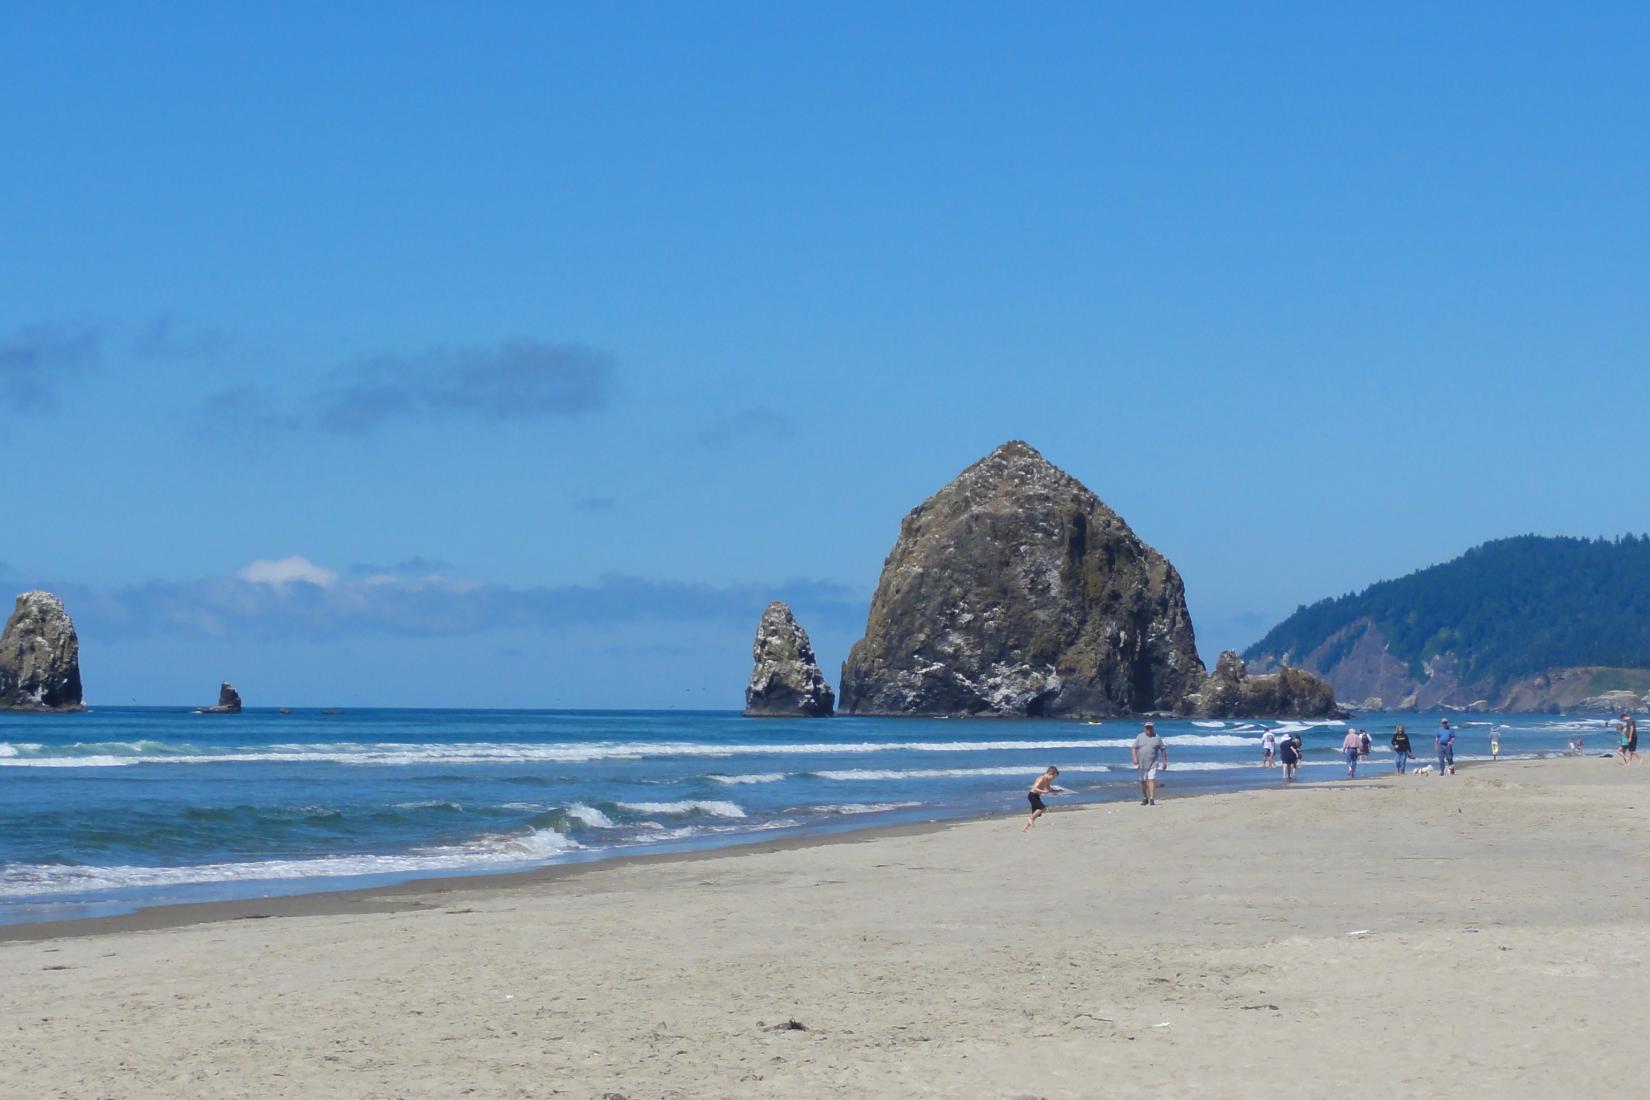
top-left (1138, 765), bottom-right (1160, 780)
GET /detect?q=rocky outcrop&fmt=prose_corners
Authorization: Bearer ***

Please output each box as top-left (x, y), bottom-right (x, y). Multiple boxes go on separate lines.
top-left (743, 602), bottom-right (834, 717)
top-left (196, 682), bottom-right (243, 714)
top-left (0, 591), bottom-right (84, 711)
top-left (839, 441), bottom-right (1205, 718)
top-left (1185, 650), bottom-right (1345, 718)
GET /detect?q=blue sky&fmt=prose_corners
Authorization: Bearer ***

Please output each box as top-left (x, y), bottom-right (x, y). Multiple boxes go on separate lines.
top-left (3, 3), bottom-right (1648, 707)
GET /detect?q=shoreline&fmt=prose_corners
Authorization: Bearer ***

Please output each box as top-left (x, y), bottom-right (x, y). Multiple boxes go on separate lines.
top-left (0, 748), bottom-right (1533, 944)
top-left (5, 755), bottom-right (1644, 1098)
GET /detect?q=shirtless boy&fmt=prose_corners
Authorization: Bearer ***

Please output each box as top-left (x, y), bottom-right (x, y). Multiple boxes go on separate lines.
top-left (1024, 767), bottom-right (1065, 831)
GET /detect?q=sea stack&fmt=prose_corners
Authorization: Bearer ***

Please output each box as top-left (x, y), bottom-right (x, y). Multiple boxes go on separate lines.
top-left (0, 590), bottom-right (85, 711)
top-left (196, 682), bottom-right (243, 714)
top-left (743, 601), bottom-right (835, 717)
top-left (1185, 650), bottom-right (1344, 719)
top-left (839, 441), bottom-right (1205, 718)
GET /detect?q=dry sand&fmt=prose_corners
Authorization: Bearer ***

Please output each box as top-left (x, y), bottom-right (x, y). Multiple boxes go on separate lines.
top-left (4, 756), bottom-right (1647, 1099)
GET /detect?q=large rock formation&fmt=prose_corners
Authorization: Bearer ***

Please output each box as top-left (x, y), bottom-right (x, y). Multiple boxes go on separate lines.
top-left (839, 441), bottom-right (1205, 718)
top-left (1185, 650), bottom-right (1345, 718)
top-left (0, 591), bottom-right (84, 711)
top-left (743, 601), bottom-right (834, 717)
top-left (196, 682), bottom-right (243, 714)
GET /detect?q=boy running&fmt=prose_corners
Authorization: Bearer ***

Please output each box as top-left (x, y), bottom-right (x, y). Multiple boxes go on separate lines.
top-left (1024, 767), bottom-right (1065, 831)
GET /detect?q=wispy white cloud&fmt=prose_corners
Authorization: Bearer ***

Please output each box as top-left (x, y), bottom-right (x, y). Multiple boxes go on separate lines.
top-left (237, 556), bottom-right (340, 588)
top-left (20, 558), bottom-right (863, 642)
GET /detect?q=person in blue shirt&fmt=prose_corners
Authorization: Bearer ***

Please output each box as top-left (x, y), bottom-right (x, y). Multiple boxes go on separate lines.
top-left (1435, 718), bottom-right (1456, 775)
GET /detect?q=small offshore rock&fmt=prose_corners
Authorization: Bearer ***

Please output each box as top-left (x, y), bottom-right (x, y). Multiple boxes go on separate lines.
top-left (0, 591), bottom-right (84, 711)
top-left (1185, 650), bottom-right (1344, 718)
top-left (195, 681), bottom-right (243, 714)
top-left (744, 602), bottom-right (834, 717)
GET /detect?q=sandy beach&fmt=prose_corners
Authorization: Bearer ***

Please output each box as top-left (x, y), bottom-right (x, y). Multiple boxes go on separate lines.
top-left (4, 755), bottom-right (1647, 1099)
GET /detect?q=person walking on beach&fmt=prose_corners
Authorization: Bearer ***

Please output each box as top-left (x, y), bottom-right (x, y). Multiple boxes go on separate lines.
top-left (1132, 722), bottom-right (1168, 806)
top-left (1261, 729), bottom-right (1277, 768)
top-left (1617, 713), bottom-right (1637, 764)
top-left (1342, 727), bottom-right (1363, 778)
top-left (1279, 732), bottom-right (1300, 783)
top-left (1023, 766), bottom-right (1065, 831)
top-left (1436, 719), bottom-right (1456, 775)
top-left (1358, 729), bottom-right (1372, 758)
top-left (1489, 726), bottom-right (1501, 761)
top-left (1391, 725), bottom-right (1412, 773)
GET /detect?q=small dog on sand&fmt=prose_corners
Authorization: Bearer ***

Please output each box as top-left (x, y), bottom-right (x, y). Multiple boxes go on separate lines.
top-left (1412, 764), bottom-right (1434, 776)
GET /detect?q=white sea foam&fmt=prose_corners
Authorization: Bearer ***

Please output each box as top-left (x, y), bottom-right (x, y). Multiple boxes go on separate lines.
top-left (0, 827), bottom-right (579, 900)
top-left (707, 773), bottom-right (786, 784)
top-left (1192, 721), bottom-right (1227, 729)
top-left (814, 765), bottom-right (1119, 781)
top-left (616, 800), bottom-right (747, 818)
top-left (565, 803), bottom-right (617, 828)
top-left (803, 802), bottom-right (925, 815)
top-left (0, 737), bottom-right (1198, 768)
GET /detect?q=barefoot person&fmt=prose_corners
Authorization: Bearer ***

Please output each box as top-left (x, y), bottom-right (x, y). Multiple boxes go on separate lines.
top-left (1261, 729), bottom-right (1277, 768)
top-left (1023, 767), bottom-right (1064, 831)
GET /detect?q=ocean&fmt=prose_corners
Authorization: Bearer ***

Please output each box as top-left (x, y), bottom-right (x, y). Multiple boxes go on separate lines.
top-left (0, 707), bottom-right (1611, 926)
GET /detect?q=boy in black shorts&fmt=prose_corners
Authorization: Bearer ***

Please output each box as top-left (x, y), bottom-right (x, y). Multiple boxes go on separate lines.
top-left (1024, 767), bottom-right (1064, 831)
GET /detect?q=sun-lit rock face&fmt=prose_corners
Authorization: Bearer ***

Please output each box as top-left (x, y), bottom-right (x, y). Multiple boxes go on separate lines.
top-left (743, 601), bottom-right (835, 717)
top-left (839, 441), bottom-right (1205, 718)
top-left (0, 590), bottom-right (84, 711)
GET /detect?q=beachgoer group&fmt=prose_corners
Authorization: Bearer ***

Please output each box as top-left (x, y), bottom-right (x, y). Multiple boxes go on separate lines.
top-left (1022, 708), bottom-right (1650, 831)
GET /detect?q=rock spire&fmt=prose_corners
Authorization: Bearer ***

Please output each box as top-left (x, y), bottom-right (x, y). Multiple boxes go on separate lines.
top-left (743, 601), bottom-right (835, 717)
top-left (0, 591), bottom-right (84, 711)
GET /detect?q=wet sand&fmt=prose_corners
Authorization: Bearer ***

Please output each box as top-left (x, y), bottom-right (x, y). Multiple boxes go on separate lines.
top-left (4, 756), bottom-right (1646, 1098)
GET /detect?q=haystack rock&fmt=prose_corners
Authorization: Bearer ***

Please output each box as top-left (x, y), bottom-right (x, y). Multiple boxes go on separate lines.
top-left (196, 682), bottom-right (243, 714)
top-left (1186, 650), bottom-right (1345, 719)
top-left (743, 601), bottom-right (835, 717)
top-left (0, 590), bottom-right (84, 711)
top-left (839, 441), bottom-right (1205, 718)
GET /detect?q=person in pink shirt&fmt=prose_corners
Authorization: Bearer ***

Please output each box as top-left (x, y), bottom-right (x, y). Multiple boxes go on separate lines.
top-left (1342, 728), bottom-right (1363, 778)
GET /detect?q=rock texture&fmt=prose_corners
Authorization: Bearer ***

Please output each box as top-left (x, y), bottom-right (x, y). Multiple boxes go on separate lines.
top-left (743, 602), bottom-right (835, 717)
top-left (839, 441), bottom-right (1205, 718)
top-left (196, 682), bottom-right (243, 714)
top-left (0, 591), bottom-right (84, 711)
top-left (1185, 650), bottom-right (1345, 718)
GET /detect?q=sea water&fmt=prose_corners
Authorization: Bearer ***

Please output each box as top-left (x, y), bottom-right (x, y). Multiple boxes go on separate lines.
top-left (0, 708), bottom-right (1606, 925)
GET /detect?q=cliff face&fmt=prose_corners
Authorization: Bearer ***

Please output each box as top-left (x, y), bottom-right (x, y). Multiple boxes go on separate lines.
top-left (0, 591), bottom-right (84, 711)
top-left (1250, 622), bottom-right (1650, 712)
top-left (839, 441), bottom-right (1205, 718)
top-left (1245, 535), bottom-right (1650, 712)
top-left (1186, 650), bottom-right (1344, 718)
top-left (743, 601), bottom-right (835, 717)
